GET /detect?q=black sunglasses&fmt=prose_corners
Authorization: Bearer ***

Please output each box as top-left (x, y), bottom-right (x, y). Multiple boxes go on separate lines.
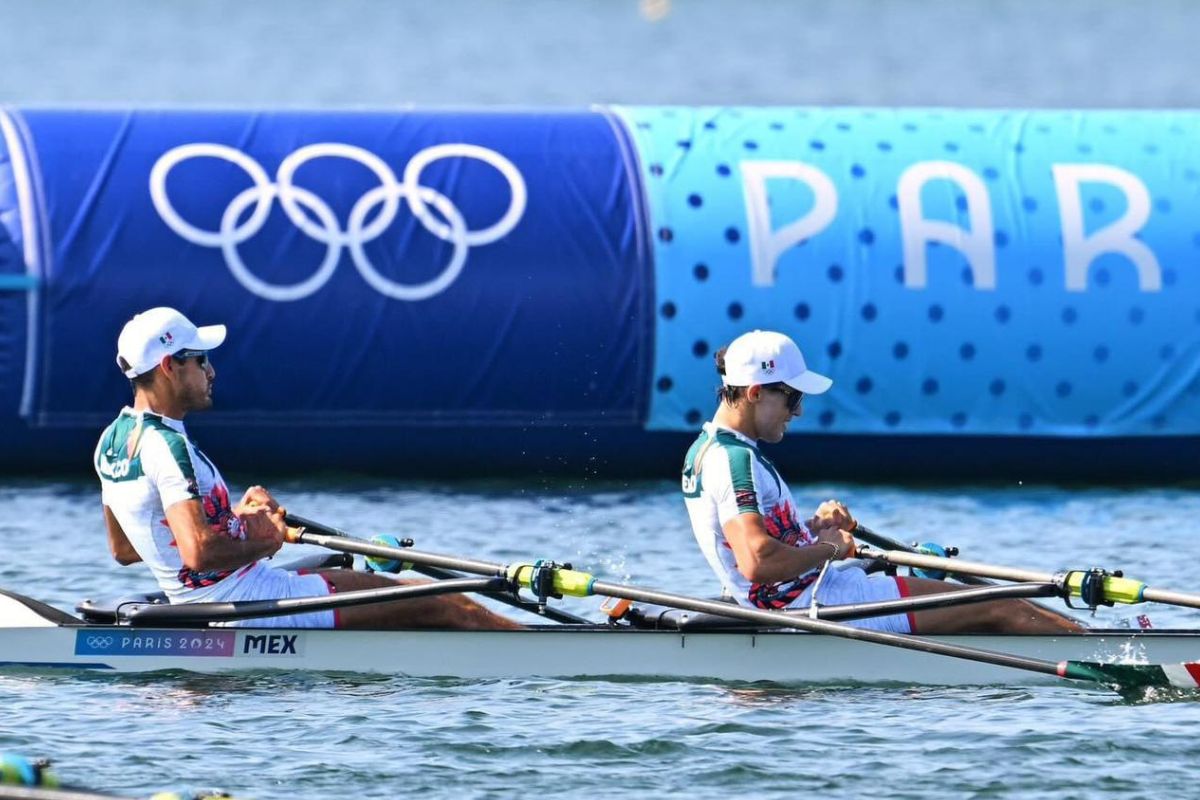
top-left (768, 384), bottom-right (804, 413)
top-left (172, 349), bottom-right (210, 368)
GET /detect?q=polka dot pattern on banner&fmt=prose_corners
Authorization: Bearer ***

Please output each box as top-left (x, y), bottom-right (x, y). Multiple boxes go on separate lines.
top-left (616, 106), bottom-right (1200, 436)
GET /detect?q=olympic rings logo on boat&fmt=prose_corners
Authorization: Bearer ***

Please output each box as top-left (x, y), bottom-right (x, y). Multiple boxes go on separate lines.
top-left (86, 635), bottom-right (114, 649)
top-left (149, 142), bottom-right (528, 302)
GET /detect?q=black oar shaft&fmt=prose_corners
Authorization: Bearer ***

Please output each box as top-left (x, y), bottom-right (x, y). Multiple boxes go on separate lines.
top-left (126, 578), bottom-right (504, 626)
top-left (285, 514), bottom-right (592, 624)
top-left (295, 525), bottom-right (1064, 677)
top-left (815, 582), bottom-right (1060, 621)
top-left (854, 524), bottom-right (1079, 624)
top-left (290, 524), bottom-right (505, 577)
top-left (586, 580), bottom-right (1063, 677)
top-left (411, 563), bottom-right (592, 625)
top-left (862, 546), bottom-right (1200, 611)
top-left (284, 515), bottom-right (1188, 689)
top-left (293, 525), bottom-right (1066, 677)
top-left (854, 524), bottom-right (993, 586)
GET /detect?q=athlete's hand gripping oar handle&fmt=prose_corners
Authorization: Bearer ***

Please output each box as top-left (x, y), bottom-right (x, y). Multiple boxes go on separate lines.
top-left (859, 545), bottom-right (1200, 611)
top-left (281, 514), bottom-right (1199, 692)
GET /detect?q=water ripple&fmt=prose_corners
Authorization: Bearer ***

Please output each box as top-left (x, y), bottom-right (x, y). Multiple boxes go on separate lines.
top-left (6, 478), bottom-right (1200, 797)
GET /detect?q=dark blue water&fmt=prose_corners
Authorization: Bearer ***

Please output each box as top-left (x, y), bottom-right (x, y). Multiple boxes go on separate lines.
top-left (3, 478), bottom-right (1200, 797)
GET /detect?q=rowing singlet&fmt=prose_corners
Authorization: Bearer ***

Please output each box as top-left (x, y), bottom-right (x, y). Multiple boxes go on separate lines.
top-left (93, 407), bottom-right (268, 602)
top-left (681, 421), bottom-right (820, 609)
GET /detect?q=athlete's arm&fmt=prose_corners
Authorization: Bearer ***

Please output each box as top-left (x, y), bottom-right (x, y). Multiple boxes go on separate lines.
top-left (722, 513), bottom-right (854, 583)
top-left (102, 505), bottom-right (142, 565)
top-left (164, 499), bottom-right (284, 572)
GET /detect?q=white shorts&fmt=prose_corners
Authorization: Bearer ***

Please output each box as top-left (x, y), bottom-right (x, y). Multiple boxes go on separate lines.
top-left (209, 565), bottom-right (338, 629)
top-left (794, 564), bottom-right (913, 633)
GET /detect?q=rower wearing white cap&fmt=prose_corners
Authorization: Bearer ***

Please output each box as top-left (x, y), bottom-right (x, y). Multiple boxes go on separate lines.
top-left (94, 307), bottom-right (519, 630)
top-left (681, 329), bottom-right (1080, 634)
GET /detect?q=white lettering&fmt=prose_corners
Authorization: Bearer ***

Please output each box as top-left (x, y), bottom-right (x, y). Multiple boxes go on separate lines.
top-left (897, 161), bottom-right (996, 290)
top-left (1052, 164), bottom-right (1162, 292)
top-left (740, 161), bottom-right (838, 287)
top-left (99, 457), bottom-right (131, 479)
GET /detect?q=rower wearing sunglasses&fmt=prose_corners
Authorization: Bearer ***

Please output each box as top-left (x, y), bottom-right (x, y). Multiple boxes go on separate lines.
top-left (681, 329), bottom-right (1080, 634)
top-left (94, 307), bottom-right (519, 631)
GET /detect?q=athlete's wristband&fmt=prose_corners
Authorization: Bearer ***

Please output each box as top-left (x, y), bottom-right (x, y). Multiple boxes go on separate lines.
top-left (813, 541), bottom-right (842, 560)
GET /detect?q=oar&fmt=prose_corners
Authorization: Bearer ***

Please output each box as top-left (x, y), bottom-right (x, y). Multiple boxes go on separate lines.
top-left (0, 787), bottom-right (237, 800)
top-left (854, 524), bottom-right (993, 586)
top-left (0, 754), bottom-right (238, 800)
top-left (859, 545), bottom-right (1200, 611)
top-left (0, 788), bottom-right (126, 800)
top-left (853, 524), bottom-right (1079, 624)
top-left (125, 578), bottom-right (507, 626)
top-left (283, 514), bottom-right (591, 625)
top-left (281, 514), bottom-right (1200, 693)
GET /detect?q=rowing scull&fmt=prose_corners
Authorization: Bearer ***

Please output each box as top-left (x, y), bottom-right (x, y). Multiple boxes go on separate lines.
top-left (2, 588), bottom-right (1198, 688)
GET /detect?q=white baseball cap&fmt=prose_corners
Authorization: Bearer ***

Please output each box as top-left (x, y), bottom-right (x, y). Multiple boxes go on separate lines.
top-left (721, 330), bottom-right (832, 395)
top-left (116, 307), bottom-right (226, 378)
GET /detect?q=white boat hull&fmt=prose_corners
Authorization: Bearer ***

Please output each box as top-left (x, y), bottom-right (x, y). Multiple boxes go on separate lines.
top-left (2, 623), bottom-right (1196, 687)
top-left (3, 587), bottom-right (1194, 687)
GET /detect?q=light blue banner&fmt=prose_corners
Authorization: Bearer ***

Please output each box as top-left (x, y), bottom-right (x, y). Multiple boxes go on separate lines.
top-left (618, 107), bottom-right (1200, 436)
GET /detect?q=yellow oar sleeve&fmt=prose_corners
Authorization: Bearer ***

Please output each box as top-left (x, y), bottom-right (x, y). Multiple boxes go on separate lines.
top-left (507, 563), bottom-right (596, 598)
top-left (1064, 571), bottom-right (1146, 605)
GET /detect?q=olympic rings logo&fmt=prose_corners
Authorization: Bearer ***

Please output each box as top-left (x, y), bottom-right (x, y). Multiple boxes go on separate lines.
top-left (149, 142), bottom-right (527, 302)
top-left (86, 635), bottom-right (114, 649)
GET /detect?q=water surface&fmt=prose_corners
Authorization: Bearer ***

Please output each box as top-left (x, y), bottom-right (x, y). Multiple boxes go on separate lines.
top-left (3, 477), bottom-right (1199, 797)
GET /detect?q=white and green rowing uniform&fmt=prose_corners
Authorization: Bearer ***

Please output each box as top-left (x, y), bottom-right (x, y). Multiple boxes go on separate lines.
top-left (94, 407), bottom-right (334, 626)
top-left (681, 420), bottom-right (913, 632)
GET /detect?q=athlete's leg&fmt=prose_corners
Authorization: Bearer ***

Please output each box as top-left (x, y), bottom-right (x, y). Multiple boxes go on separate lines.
top-left (318, 570), bottom-right (523, 630)
top-left (903, 578), bottom-right (1081, 634)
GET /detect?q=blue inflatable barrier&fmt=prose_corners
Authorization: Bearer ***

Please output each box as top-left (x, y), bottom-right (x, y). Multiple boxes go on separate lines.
top-left (4, 109), bottom-right (650, 432)
top-left (1, 106), bottom-right (1198, 479)
top-left (614, 107), bottom-right (1200, 437)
